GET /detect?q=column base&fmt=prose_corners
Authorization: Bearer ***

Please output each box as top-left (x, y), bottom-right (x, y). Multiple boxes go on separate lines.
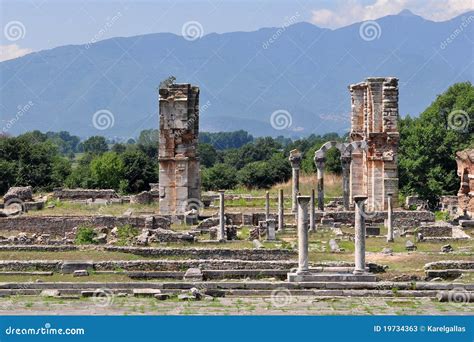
top-left (288, 271), bottom-right (376, 282)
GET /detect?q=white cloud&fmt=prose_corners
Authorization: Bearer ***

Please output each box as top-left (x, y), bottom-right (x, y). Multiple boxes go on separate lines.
top-left (311, 0), bottom-right (473, 28)
top-left (0, 44), bottom-right (33, 62)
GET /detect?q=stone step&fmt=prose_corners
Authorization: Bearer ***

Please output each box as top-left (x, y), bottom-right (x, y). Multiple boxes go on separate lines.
top-left (0, 281), bottom-right (472, 291)
top-left (2, 287), bottom-right (469, 299)
top-left (287, 273), bottom-right (377, 282)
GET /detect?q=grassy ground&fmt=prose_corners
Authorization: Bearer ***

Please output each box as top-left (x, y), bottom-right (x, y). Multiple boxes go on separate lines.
top-left (0, 296), bottom-right (471, 315)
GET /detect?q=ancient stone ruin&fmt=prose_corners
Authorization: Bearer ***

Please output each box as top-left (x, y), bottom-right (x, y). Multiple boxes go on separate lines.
top-left (158, 83), bottom-right (201, 215)
top-left (349, 77), bottom-right (399, 211)
top-left (456, 148), bottom-right (474, 218)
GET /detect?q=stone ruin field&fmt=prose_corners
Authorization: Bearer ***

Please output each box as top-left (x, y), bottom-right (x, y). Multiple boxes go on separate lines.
top-left (0, 78), bottom-right (472, 315)
top-left (0, 179), bottom-right (472, 315)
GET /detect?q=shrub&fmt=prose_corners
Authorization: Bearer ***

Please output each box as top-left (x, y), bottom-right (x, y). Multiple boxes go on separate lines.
top-left (116, 224), bottom-right (139, 246)
top-left (74, 226), bottom-right (97, 245)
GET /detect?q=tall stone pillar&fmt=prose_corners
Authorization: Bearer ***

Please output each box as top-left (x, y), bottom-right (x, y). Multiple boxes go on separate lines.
top-left (348, 77), bottom-right (399, 211)
top-left (289, 149), bottom-right (302, 213)
top-left (296, 196), bottom-right (310, 274)
top-left (353, 195), bottom-right (367, 274)
top-left (218, 191), bottom-right (225, 241)
top-left (265, 191), bottom-right (270, 221)
top-left (309, 189), bottom-right (316, 232)
top-left (315, 157), bottom-right (325, 211)
top-left (386, 193), bottom-right (394, 242)
top-left (278, 189), bottom-right (284, 232)
top-left (158, 83), bottom-right (200, 215)
top-left (341, 155), bottom-right (351, 210)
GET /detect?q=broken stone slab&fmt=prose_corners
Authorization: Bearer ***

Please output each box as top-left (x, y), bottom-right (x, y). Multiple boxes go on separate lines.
top-left (366, 226), bottom-right (380, 236)
top-left (252, 239), bottom-right (264, 249)
top-left (61, 261), bottom-right (93, 274)
top-left (73, 270), bottom-right (89, 277)
top-left (40, 289), bottom-right (60, 297)
top-left (382, 247), bottom-right (393, 255)
top-left (441, 244), bottom-right (454, 253)
top-left (329, 239), bottom-right (340, 253)
top-left (154, 293), bottom-right (171, 300)
top-left (190, 287), bottom-right (203, 300)
top-left (3, 186), bottom-right (33, 202)
top-left (405, 240), bottom-right (417, 251)
top-left (133, 289), bottom-right (162, 297)
top-left (178, 294), bottom-right (196, 301)
top-left (183, 268), bottom-right (203, 281)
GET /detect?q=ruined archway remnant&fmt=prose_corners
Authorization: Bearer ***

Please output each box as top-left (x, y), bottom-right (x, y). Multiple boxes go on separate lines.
top-left (314, 141), bottom-right (367, 211)
top-left (349, 77), bottom-right (400, 211)
top-left (455, 149), bottom-right (474, 218)
top-left (158, 83), bottom-right (201, 215)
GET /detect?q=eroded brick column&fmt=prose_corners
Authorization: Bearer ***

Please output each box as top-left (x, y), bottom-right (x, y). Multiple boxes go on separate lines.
top-left (158, 83), bottom-right (200, 215)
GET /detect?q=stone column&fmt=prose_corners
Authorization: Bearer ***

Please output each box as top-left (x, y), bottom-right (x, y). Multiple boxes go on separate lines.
top-left (353, 195), bottom-right (368, 274)
top-left (296, 196), bottom-right (310, 274)
top-left (315, 157), bottom-right (325, 211)
top-left (341, 155), bottom-right (351, 210)
top-left (218, 190), bottom-right (226, 241)
top-left (386, 193), bottom-right (394, 242)
top-left (278, 189), bottom-right (284, 232)
top-left (289, 149), bottom-right (302, 213)
top-left (309, 189), bottom-right (316, 232)
top-left (265, 191), bottom-right (270, 221)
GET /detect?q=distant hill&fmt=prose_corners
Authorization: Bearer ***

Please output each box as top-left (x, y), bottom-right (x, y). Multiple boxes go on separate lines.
top-left (1, 10), bottom-right (473, 138)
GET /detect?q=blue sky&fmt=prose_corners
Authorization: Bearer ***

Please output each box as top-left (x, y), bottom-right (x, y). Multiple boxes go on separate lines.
top-left (1, 0), bottom-right (472, 61)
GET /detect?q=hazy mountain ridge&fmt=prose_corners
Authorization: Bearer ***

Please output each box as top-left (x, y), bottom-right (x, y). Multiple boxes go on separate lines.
top-left (1, 10), bottom-right (473, 138)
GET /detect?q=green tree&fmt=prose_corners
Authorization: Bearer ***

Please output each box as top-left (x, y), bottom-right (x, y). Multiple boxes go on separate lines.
top-left (82, 136), bottom-right (108, 155)
top-left (198, 143), bottom-right (219, 168)
top-left (121, 148), bottom-right (158, 193)
top-left (202, 164), bottom-right (238, 191)
top-left (399, 82), bottom-right (474, 205)
top-left (90, 152), bottom-right (124, 189)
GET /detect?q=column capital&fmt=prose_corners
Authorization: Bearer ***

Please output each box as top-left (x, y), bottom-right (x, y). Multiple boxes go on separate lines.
top-left (297, 195), bottom-right (311, 204)
top-left (289, 149), bottom-right (302, 168)
top-left (353, 195), bottom-right (368, 202)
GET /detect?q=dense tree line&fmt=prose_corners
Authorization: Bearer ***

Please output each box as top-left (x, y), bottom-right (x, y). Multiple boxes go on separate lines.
top-left (1, 82), bottom-right (471, 199)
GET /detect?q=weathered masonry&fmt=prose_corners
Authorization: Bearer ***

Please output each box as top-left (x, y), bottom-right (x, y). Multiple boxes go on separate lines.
top-left (349, 77), bottom-right (399, 211)
top-left (158, 83), bottom-right (201, 215)
top-left (456, 149), bottom-right (474, 218)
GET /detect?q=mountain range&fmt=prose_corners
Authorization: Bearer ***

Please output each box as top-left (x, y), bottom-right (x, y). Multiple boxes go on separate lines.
top-left (1, 9), bottom-right (473, 138)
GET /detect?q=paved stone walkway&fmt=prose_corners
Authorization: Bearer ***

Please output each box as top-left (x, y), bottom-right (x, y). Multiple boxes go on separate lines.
top-left (0, 296), bottom-right (471, 315)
